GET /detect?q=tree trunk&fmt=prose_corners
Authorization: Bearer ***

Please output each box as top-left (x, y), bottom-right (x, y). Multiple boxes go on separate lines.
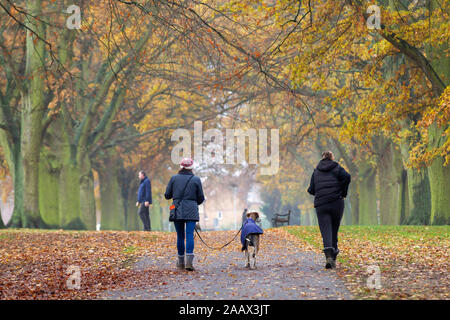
top-left (58, 148), bottom-right (82, 229)
top-left (425, 1), bottom-right (449, 225)
top-left (427, 151), bottom-right (450, 225)
top-left (377, 141), bottom-right (403, 225)
top-left (406, 167), bottom-right (431, 224)
top-left (127, 201), bottom-right (141, 231)
top-left (119, 168), bottom-right (141, 231)
top-left (20, 105), bottom-right (44, 227)
top-left (0, 118), bottom-right (20, 227)
top-left (19, 0), bottom-right (47, 227)
top-left (398, 120), bottom-right (432, 224)
top-left (342, 198), bottom-right (352, 225)
top-left (79, 153), bottom-right (96, 230)
top-left (398, 169), bottom-right (409, 224)
top-left (0, 207), bottom-right (4, 229)
top-left (348, 181), bottom-right (359, 225)
top-left (38, 152), bottom-right (60, 228)
top-left (98, 152), bottom-right (125, 230)
top-left (310, 208), bottom-right (317, 226)
top-left (358, 163), bottom-right (377, 225)
top-left (303, 210), bottom-right (311, 226)
top-left (150, 197), bottom-right (162, 231)
top-left (5, 146), bottom-right (24, 228)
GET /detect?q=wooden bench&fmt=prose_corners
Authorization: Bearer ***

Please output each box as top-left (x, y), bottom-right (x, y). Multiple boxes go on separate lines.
top-left (271, 210), bottom-right (291, 227)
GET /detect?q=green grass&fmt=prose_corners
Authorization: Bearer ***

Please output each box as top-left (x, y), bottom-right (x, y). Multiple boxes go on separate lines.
top-left (142, 234), bottom-right (163, 241)
top-left (122, 245), bottom-right (138, 254)
top-left (285, 225), bottom-right (449, 249)
top-left (286, 225), bottom-right (450, 269)
top-left (0, 233), bottom-right (15, 240)
top-left (0, 228), bottom-right (63, 233)
top-left (285, 225), bottom-right (450, 299)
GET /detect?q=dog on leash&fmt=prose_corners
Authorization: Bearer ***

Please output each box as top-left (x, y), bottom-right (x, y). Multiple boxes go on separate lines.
top-left (241, 211), bottom-right (263, 269)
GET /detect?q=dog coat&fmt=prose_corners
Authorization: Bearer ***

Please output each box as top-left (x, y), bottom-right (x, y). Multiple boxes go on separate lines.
top-left (241, 218), bottom-right (263, 248)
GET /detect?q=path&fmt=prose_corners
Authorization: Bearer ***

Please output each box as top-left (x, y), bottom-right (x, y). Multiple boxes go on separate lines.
top-left (102, 228), bottom-right (351, 300)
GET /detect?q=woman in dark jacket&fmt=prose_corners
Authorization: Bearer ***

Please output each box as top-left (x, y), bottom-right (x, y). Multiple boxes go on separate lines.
top-left (307, 151), bottom-right (351, 269)
top-left (165, 158), bottom-right (205, 271)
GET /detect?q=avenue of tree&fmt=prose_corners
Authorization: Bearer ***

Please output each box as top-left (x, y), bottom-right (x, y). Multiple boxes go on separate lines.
top-left (0, 0), bottom-right (448, 230)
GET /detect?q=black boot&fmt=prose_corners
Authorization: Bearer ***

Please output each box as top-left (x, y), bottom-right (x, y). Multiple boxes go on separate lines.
top-left (323, 248), bottom-right (335, 269)
top-left (332, 248), bottom-right (340, 264)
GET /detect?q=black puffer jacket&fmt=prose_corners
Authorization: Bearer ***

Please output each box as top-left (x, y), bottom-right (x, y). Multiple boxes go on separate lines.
top-left (307, 159), bottom-right (351, 208)
top-left (164, 169), bottom-right (205, 221)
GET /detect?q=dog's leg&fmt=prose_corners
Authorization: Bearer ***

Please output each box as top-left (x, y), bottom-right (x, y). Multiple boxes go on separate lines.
top-left (250, 246), bottom-right (256, 269)
top-left (251, 235), bottom-right (260, 269)
top-left (244, 238), bottom-right (250, 268)
top-left (246, 235), bottom-right (255, 269)
top-left (246, 249), bottom-right (250, 268)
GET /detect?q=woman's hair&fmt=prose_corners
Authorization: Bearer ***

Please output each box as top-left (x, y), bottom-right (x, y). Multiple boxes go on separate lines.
top-left (178, 167), bottom-right (193, 173)
top-left (322, 151), bottom-right (334, 160)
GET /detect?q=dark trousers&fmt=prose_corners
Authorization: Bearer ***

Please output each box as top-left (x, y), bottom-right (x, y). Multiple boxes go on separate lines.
top-left (315, 199), bottom-right (344, 251)
top-left (138, 203), bottom-right (151, 231)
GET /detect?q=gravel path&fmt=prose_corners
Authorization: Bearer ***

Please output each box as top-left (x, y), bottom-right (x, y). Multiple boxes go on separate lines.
top-left (102, 228), bottom-right (351, 300)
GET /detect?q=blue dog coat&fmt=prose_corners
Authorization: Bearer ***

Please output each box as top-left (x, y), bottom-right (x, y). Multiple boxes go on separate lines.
top-left (241, 218), bottom-right (263, 248)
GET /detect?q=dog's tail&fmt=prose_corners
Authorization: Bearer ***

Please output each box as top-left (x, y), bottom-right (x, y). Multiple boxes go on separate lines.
top-left (241, 236), bottom-right (252, 252)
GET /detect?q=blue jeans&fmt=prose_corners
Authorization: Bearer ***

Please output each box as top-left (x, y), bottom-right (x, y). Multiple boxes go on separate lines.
top-left (174, 220), bottom-right (196, 256)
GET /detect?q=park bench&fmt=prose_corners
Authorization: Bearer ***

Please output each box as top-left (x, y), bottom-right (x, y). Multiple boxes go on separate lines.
top-left (271, 210), bottom-right (291, 227)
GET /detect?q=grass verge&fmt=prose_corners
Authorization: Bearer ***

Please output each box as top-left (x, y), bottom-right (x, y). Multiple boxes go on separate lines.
top-left (285, 225), bottom-right (449, 299)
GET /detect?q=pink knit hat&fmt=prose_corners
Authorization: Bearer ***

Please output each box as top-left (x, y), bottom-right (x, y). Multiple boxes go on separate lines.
top-left (180, 157), bottom-right (194, 170)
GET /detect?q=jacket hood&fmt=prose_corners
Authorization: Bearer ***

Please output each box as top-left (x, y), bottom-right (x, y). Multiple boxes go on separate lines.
top-left (316, 159), bottom-right (338, 172)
